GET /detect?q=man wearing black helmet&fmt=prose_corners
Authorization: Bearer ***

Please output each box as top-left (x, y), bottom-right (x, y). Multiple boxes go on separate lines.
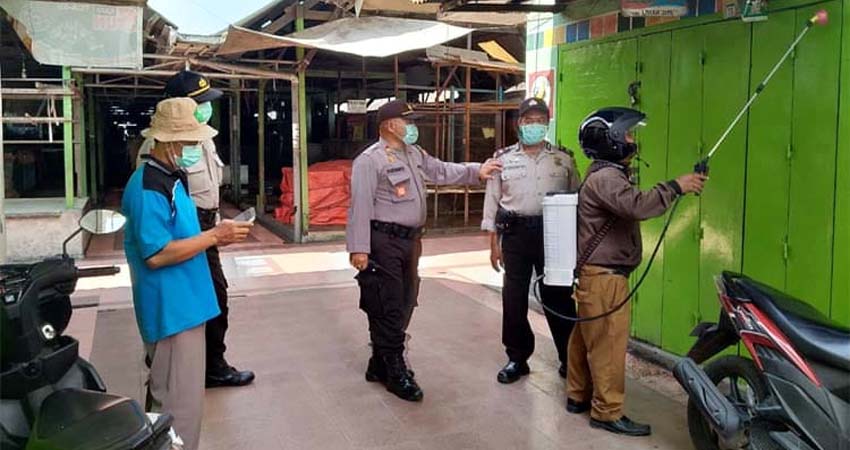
top-left (565, 107), bottom-right (707, 436)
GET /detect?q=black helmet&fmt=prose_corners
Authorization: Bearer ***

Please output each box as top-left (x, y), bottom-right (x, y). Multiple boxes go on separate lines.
top-left (579, 107), bottom-right (646, 162)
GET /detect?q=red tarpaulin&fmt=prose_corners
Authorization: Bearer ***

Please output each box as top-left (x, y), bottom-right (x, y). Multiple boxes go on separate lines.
top-left (275, 160), bottom-right (352, 226)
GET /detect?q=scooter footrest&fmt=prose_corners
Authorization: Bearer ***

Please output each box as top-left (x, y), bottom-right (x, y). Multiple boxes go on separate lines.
top-left (674, 358), bottom-right (744, 441)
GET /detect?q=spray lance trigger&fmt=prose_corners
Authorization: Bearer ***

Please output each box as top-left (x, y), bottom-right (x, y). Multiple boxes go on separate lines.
top-left (694, 158), bottom-right (710, 176)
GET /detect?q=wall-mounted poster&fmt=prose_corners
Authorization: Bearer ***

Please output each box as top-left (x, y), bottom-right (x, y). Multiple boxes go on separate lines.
top-left (527, 70), bottom-right (554, 117)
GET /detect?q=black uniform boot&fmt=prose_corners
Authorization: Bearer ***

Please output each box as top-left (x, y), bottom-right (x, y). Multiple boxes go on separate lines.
top-left (366, 355), bottom-right (414, 383)
top-left (365, 355), bottom-right (386, 383)
top-left (382, 354), bottom-right (424, 402)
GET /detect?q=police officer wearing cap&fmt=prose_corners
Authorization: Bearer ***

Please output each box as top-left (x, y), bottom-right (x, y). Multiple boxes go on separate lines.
top-left (482, 97), bottom-right (581, 384)
top-left (347, 99), bottom-right (501, 402)
top-left (136, 70), bottom-right (255, 388)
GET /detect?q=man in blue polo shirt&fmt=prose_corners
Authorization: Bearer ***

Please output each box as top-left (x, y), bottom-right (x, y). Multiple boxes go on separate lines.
top-left (123, 97), bottom-right (252, 450)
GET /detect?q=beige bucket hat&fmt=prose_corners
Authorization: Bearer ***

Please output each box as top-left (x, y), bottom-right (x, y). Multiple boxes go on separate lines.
top-left (141, 97), bottom-right (218, 142)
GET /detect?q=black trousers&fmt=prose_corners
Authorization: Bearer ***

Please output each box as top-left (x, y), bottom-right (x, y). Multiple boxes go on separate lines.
top-left (197, 209), bottom-right (230, 372)
top-left (500, 224), bottom-right (576, 364)
top-left (356, 229), bottom-right (421, 357)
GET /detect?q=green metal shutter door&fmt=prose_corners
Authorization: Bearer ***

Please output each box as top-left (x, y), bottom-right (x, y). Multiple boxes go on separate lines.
top-left (557, 39), bottom-right (638, 172)
top-left (662, 27), bottom-right (704, 355)
top-left (787, 1), bottom-right (842, 316)
top-left (743, 11), bottom-right (796, 290)
top-left (632, 32), bottom-right (674, 344)
top-left (833, 0), bottom-right (850, 326)
top-left (699, 21), bottom-right (752, 325)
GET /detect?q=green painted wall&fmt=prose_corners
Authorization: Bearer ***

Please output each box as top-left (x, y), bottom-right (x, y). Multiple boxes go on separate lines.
top-left (833, 0), bottom-right (850, 326)
top-left (556, 0), bottom-right (849, 354)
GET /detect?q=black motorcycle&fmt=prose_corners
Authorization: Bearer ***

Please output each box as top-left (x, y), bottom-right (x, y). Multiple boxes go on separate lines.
top-left (0, 209), bottom-right (174, 450)
top-left (674, 272), bottom-right (850, 450)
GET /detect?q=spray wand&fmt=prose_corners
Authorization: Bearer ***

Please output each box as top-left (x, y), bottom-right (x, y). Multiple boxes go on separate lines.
top-left (694, 9), bottom-right (829, 175)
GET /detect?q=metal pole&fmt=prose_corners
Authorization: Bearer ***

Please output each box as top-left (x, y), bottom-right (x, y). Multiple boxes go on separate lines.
top-left (74, 73), bottom-right (88, 198)
top-left (434, 65), bottom-right (441, 159)
top-left (296, 4), bottom-right (309, 237)
top-left (394, 56), bottom-right (400, 99)
top-left (230, 79), bottom-right (242, 205)
top-left (257, 80), bottom-right (266, 215)
top-left (464, 66), bottom-right (471, 162)
top-left (0, 63), bottom-right (7, 263)
top-left (62, 67), bottom-right (74, 208)
top-left (86, 79), bottom-right (98, 202)
top-left (95, 101), bottom-right (105, 191)
top-left (291, 78), bottom-right (303, 242)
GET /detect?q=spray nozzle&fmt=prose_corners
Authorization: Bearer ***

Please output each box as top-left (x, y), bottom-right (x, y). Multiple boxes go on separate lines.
top-left (810, 9), bottom-right (829, 26)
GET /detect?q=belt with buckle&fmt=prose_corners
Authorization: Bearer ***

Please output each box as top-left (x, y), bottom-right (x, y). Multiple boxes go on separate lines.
top-left (371, 220), bottom-right (424, 240)
top-left (495, 208), bottom-right (543, 232)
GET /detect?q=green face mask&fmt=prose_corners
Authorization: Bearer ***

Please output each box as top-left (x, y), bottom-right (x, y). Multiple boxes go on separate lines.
top-left (402, 124), bottom-right (419, 145)
top-left (176, 145), bottom-right (203, 168)
top-left (194, 101), bottom-right (213, 124)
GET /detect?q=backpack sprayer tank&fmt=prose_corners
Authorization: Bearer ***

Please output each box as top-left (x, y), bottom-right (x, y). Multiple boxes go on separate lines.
top-left (542, 193), bottom-right (578, 287)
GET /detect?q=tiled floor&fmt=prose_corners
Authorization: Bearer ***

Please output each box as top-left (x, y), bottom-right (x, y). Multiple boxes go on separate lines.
top-left (87, 271), bottom-right (693, 450)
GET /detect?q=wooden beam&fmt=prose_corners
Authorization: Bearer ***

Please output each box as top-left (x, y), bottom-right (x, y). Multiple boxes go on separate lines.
top-left (263, 0), bottom-right (322, 34)
top-left (304, 10), bottom-right (334, 21)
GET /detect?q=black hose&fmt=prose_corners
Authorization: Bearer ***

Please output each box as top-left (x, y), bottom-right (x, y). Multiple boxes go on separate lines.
top-left (532, 197), bottom-right (682, 323)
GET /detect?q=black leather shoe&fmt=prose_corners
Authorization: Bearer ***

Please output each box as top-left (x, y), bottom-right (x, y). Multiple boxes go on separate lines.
top-left (558, 363), bottom-right (567, 379)
top-left (206, 365), bottom-right (255, 388)
top-left (590, 416), bottom-right (652, 437)
top-left (497, 361), bottom-right (530, 384)
top-left (366, 356), bottom-right (414, 382)
top-left (565, 398), bottom-right (591, 414)
top-left (382, 354), bottom-right (424, 402)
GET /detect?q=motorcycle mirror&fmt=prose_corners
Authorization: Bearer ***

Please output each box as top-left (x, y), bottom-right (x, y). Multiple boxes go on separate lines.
top-left (79, 209), bottom-right (126, 235)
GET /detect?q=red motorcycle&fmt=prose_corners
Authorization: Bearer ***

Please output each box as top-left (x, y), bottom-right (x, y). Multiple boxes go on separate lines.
top-left (674, 272), bottom-right (850, 450)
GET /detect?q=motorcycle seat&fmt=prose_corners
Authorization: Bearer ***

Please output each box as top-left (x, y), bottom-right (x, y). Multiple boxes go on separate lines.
top-left (30, 389), bottom-right (152, 449)
top-left (732, 274), bottom-right (850, 372)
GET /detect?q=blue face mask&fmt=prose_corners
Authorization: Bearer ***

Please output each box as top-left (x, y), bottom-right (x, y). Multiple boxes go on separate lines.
top-left (194, 102), bottom-right (213, 124)
top-left (402, 124), bottom-right (419, 145)
top-left (176, 144), bottom-right (203, 168)
top-left (519, 123), bottom-right (549, 146)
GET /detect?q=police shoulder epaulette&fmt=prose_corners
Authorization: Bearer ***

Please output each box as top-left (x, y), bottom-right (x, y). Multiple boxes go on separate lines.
top-left (555, 145), bottom-right (575, 158)
top-left (493, 144), bottom-right (518, 159)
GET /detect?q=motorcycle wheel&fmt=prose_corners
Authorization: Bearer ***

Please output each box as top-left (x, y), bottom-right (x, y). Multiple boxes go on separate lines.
top-left (687, 355), bottom-right (769, 450)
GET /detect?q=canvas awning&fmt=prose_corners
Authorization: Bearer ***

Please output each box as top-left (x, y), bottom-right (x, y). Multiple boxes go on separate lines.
top-left (216, 16), bottom-right (473, 58)
top-left (2, 0), bottom-right (144, 68)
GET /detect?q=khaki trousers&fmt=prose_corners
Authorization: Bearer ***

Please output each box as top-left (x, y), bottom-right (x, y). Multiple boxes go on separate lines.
top-left (566, 265), bottom-right (631, 422)
top-left (145, 325), bottom-right (206, 450)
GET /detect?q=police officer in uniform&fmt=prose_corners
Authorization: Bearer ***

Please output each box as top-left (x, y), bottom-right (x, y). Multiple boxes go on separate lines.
top-left (565, 107), bottom-right (706, 436)
top-left (482, 98), bottom-right (581, 384)
top-left (136, 70), bottom-right (255, 388)
top-left (347, 100), bottom-right (501, 402)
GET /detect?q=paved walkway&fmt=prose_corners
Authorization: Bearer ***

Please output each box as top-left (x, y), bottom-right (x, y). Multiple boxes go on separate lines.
top-left (71, 235), bottom-right (693, 450)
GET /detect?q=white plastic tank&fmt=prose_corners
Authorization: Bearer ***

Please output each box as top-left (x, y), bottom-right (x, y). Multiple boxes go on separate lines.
top-left (542, 193), bottom-right (579, 287)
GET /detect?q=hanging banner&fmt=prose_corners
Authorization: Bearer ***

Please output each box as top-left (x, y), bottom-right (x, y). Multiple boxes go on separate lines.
top-left (1, 0), bottom-right (143, 68)
top-left (622, 0), bottom-right (689, 17)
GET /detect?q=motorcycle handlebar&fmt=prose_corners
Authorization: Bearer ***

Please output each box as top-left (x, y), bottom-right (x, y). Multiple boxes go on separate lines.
top-left (77, 266), bottom-right (120, 278)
